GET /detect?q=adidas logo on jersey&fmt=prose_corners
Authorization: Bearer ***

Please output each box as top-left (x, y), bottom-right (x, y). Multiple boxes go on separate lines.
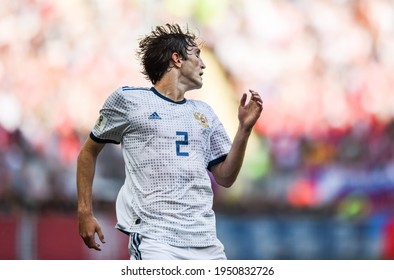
top-left (148, 112), bottom-right (161, 120)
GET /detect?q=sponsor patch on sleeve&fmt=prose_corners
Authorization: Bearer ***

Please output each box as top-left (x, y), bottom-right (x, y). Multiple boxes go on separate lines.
top-left (94, 114), bottom-right (107, 131)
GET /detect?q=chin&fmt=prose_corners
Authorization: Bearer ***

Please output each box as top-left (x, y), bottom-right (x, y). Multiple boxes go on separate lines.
top-left (189, 83), bottom-right (203, 91)
top-left (196, 80), bottom-right (203, 88)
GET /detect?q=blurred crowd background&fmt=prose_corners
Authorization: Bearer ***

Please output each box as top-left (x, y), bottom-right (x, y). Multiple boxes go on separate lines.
top-left (1, 0), bottom-right (394, 259)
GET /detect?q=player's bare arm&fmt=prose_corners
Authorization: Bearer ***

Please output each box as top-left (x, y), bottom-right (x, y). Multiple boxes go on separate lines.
top-left (210, 90), bottom-right (263, 188)
top-left (77, 137), bottom-right (106, 251)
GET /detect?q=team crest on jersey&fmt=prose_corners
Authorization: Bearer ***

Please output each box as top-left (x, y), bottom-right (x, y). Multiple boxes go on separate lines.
top-left (193, 112), bottom-right (209, 128)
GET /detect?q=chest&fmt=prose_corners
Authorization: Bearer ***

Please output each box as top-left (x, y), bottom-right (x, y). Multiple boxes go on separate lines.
top-left (126, 101), bottom-right (213, 144)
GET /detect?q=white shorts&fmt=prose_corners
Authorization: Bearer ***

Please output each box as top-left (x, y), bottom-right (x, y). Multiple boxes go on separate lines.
top-left (128, 233), bottom-right (227, 260)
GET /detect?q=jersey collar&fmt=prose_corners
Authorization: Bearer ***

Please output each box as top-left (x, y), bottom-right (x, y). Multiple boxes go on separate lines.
top-left (150, 87), bottom-right (187, 104)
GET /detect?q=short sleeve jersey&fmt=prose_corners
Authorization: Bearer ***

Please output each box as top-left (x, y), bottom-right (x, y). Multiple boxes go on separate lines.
top-left (90, 86), bottom-right (232, 247)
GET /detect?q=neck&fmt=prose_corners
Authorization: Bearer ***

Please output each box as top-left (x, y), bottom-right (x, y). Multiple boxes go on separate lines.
top-left (154, 72), bottom-right (187, 102)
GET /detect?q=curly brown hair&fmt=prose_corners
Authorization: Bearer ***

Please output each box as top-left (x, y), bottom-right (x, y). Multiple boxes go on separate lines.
top-left (137, 23), bottom-right (198, 84)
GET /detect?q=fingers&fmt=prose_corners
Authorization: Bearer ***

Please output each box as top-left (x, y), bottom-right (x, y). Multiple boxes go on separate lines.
top-left (249, 89), bottom-right (263, 106)
top-left (97, 228), bottom-right (106, 245)
top-left (240, 93), bottom-right (247, 107)
top-left (83, 234), bottom-right (104, 251)
top-left (241, 89), bottom-right (262, 108)
top-left (80, 227), bottom-right (105, 251)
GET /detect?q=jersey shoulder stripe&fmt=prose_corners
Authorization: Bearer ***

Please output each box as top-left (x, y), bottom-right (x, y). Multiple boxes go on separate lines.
top-left (121, 86), bottom-right (149, 92)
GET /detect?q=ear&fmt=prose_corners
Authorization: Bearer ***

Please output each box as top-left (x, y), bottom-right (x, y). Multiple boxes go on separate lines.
top-left (171, 52), bottom-right (182, 68)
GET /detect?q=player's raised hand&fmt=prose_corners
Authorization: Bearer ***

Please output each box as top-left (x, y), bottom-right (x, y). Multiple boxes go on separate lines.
top-left (78, 214), bottom-right (106, 251)
top-left (238, 89), bottom-right (263, 132)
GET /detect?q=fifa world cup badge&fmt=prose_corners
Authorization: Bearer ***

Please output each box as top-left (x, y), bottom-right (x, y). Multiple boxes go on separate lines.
top-left (95, 114), bottom-right (107, 131)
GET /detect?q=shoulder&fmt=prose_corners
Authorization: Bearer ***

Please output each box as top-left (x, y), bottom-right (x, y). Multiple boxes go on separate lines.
top-left (188, 99), bottom-right (213, 111)
top-left (119, 86), bottom-right (151, 93)
top-left (188, 99), bottom-right (217, 117)
top-left (107, 86), bottom-right (151, 103)
top-left (117, 86), bottom-right (151, 98)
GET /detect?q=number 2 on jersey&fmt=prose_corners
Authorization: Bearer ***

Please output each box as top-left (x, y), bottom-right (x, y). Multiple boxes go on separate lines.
top-left (176, 131), bottom-right (189, 156)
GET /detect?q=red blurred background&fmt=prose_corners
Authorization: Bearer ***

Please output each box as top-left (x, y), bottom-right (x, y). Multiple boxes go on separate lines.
top-left (1, 0), bottom-right (394, 259)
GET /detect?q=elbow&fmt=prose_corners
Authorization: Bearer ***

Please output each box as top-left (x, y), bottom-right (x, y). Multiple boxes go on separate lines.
top-left (77, 149), bottom-right (88, 166)
top-left (210, 164), bottom-right (238, 188)
top-left (215, 178), bottom-right (235, 188)
top-left (221, 183), bottom-right (234, 188)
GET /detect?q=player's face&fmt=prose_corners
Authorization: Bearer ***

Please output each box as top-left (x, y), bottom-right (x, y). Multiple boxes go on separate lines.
top-left (180, 46), bottom-right (206, 90)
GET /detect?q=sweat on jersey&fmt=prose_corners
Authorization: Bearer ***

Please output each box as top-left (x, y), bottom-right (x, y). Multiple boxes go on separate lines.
top-left (90, 86), bottom-right (232, 247)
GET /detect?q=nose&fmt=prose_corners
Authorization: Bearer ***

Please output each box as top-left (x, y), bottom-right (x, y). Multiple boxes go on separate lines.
top-left (201, 59), bottom-right (206, 69)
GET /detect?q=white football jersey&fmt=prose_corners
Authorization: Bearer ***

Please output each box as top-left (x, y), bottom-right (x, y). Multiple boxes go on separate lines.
top-left (91, 86), bottom-right (232, 247)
